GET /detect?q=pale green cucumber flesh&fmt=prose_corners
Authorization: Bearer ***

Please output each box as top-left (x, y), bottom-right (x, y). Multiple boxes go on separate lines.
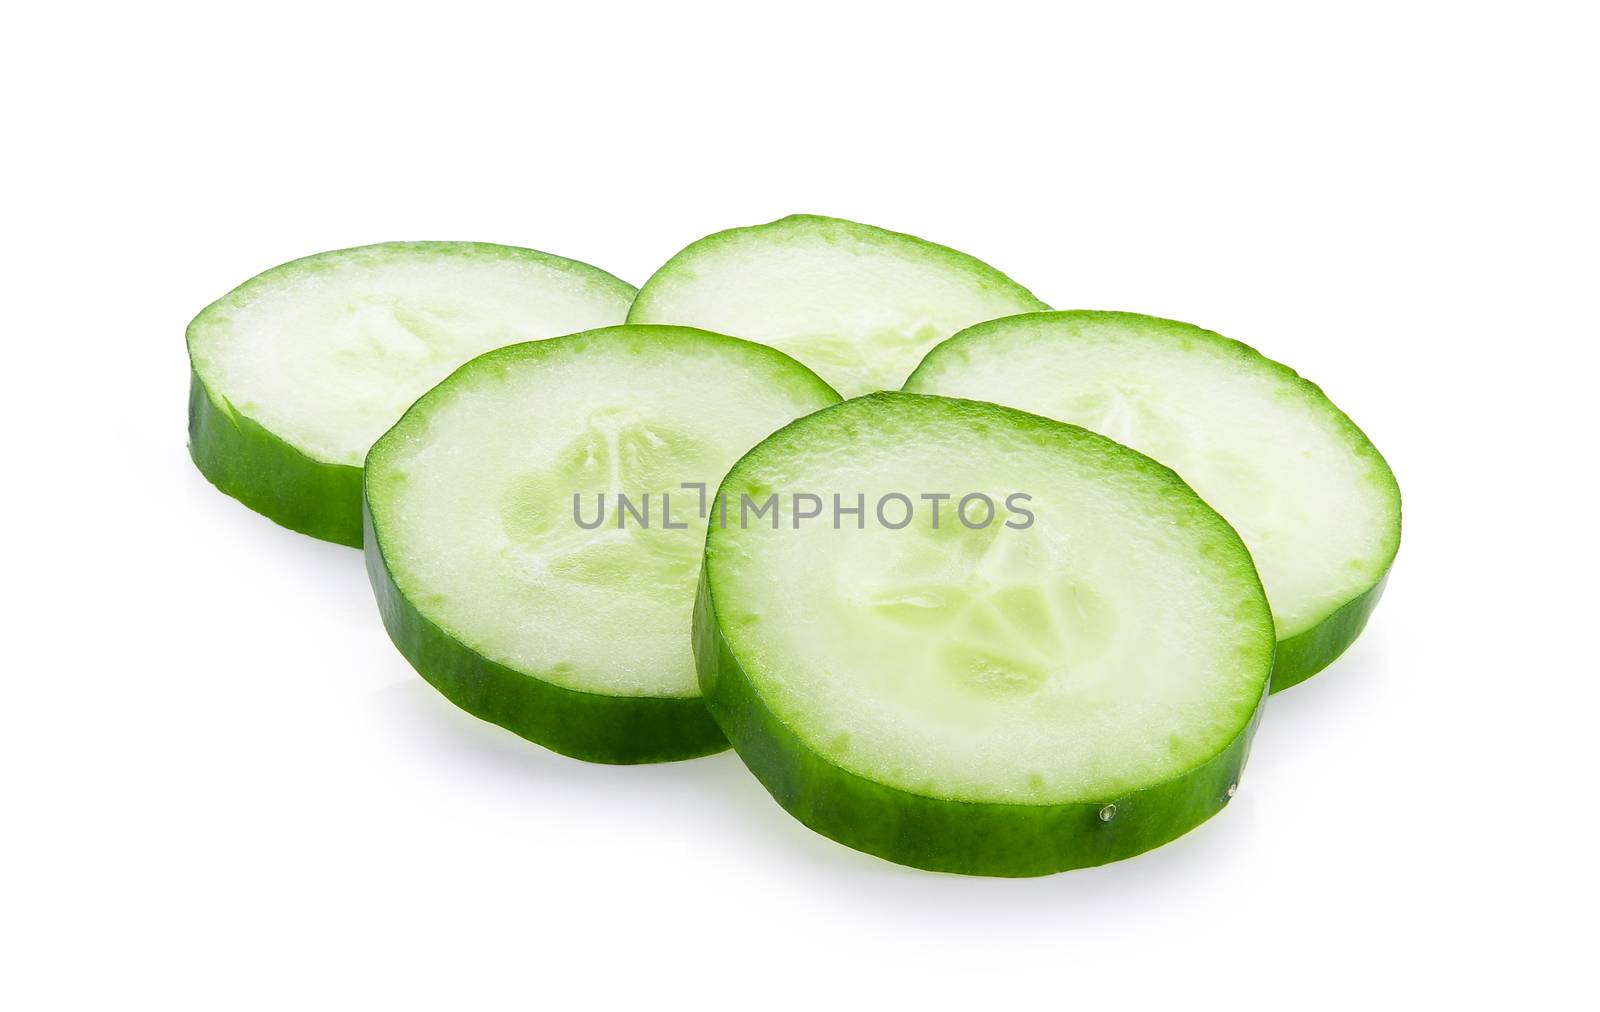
top-left (698, 392), bottom-right (1274, 873)
top-left (628, 214), bottom-right (1047, 397)
top-left (187, 241), bottom-right (636, 544)
top-left (365, 325), bottom-right (840, 762)
top-left (905, 311), bottom-right (1401, 690)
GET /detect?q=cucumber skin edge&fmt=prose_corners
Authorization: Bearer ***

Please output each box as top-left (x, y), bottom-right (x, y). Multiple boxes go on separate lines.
top-left (187, 369), bottom-right (364, 547)
top-left (362, 501), bottom-right (729, 765)
top-left (693, 568), bottom-right (1265, 876)
top-left (1271, 570), bottom-right (1391, 692)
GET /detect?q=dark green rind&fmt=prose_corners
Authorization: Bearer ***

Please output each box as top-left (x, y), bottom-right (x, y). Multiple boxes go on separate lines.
top-left (1271, 571), bottom-right (1390, 691)
top-left (695, 567), bottom-right (1265, 876)
top-left (363, 502), bottom-right (728, 764)
top-left (188, 369), bottom-right (364, 546)
top-left (186, 241), bottom-right (637, 547)
top-left (905, 310), bottom-right (1402, 694)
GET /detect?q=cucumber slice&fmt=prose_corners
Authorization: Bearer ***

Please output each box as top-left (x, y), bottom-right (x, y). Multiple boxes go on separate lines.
top-left (695, 392), bottom-right (1275, 875)
top-left (627, 214), bottom-right (1047, 397)
top-left (365, 325), bottom-right (840, 763)
top-left (905, 311), bottom-right (1401, 691)
top-left (187, 241), bottom-right (636, 546)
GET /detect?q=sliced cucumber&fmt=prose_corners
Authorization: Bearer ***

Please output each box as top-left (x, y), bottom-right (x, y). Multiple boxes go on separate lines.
top-left (905, 311), bottom-right (1401, 691)
top-left (187, 241), bottom-right (636, 546)
top-left (365, 325), bottom-right (840, 763)
top-left (695, 393), bottom-right (1275, 875)
top-left (627, 214), bottom-right (1047, 397)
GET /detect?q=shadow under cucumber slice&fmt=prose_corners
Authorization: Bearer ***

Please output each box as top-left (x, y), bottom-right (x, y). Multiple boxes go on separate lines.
top-left (696, 392), bottom-right (1275, 874)
top-left (905, 311), bottom-right (1401, 691)
top-left (365, 325), bottom-right (840, 763)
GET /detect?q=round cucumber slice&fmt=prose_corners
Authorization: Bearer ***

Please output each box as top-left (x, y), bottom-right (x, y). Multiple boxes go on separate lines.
top-left (188, 241), bottom-right (636, 546)
top-left (366, 325), bottom-right (840, 763)
top-left (627, 214), bottom-right (1047, 397)
top-left (905, 311), bottom-right (1401, 691)
top-left (695, 392), bottom-right (1275, 875)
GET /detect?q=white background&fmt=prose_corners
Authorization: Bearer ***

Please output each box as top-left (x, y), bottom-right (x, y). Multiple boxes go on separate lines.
top-left (5, 3), bottom-right (1595, 1008)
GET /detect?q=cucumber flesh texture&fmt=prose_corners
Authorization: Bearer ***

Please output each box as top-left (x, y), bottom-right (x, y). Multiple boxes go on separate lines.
top-left (905, 312), bottom-right (1400, 688)
top-left (367, 326), bottom-right (840, 707)
top-left (188, 242), bottom-right (635, 543)
top-left (701, 393), bottom-right (1273, 871)
top-left (628, 215), bottom-right (1047, 397)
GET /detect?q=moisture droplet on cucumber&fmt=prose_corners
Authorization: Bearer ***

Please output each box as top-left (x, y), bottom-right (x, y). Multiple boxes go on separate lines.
top-left (627, 214), bottom-right (1047, 397)
top-left (365, 325), bottom-right (840, 763)
top-left (187, 242), bottom-right (636, 546)
top-left (905, 311), bottom-right (1401, 691)
top-left (695, 392), bottom-right (1275, 875)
